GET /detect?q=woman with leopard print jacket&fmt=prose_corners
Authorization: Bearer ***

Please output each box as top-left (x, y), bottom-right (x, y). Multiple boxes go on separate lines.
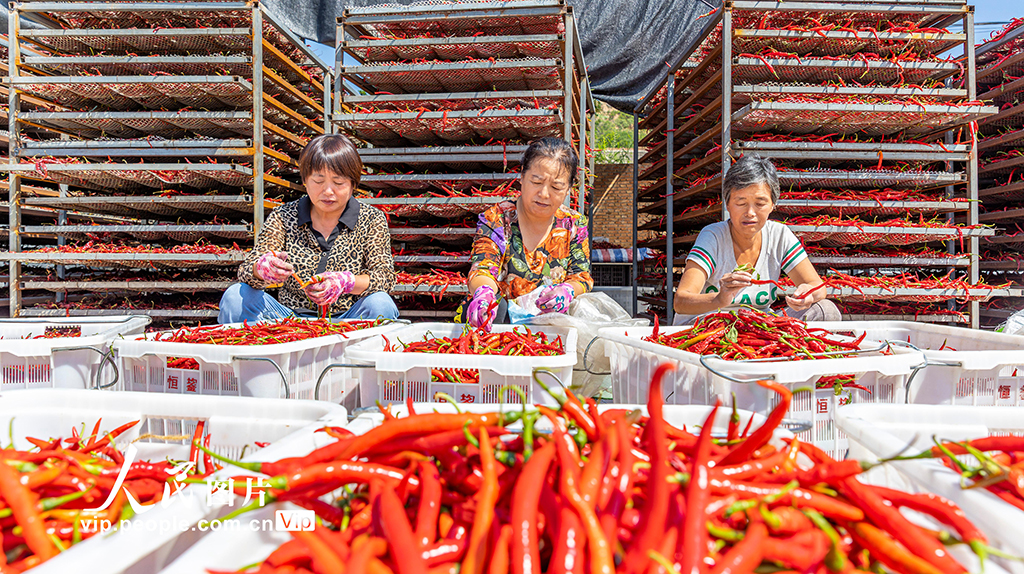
top-left (219, 134), bottom-right (399, 323)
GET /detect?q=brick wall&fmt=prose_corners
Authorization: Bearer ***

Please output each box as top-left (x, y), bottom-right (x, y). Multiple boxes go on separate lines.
top-left (590, 163), bottom-right (656, 248)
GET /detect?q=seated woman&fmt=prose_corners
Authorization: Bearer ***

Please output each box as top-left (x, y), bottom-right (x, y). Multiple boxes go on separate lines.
top-left (460, 137), bottom-right (593, 330)
top-left (219, 134), bottom-right (398, 323)
top-left (672, 153), bottom-right (840, 324)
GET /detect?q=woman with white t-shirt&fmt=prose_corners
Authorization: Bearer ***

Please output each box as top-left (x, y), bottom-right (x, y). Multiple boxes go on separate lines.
top-left (672, 154), bottom-right (841, 325)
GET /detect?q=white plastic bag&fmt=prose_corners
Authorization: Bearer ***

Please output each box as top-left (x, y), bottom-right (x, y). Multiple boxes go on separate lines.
top-left (526, 292), bottom-right (648, 398)
top-left (996, 308), bottom-right (1024, 336)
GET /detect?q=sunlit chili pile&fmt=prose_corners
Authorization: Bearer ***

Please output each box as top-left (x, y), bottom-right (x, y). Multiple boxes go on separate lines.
top-left (0, 419), bottom-right (216, 570)
top-left (151, 317), bottom-right (388, 346)
top-left (197, 364), bottom-right (992, 574)
top-left (383, 326), bottom-right (564, 356)
top-left (382, 326), bottom-right (566, 385)
top-left (643, 308), bottom-right (866, 360)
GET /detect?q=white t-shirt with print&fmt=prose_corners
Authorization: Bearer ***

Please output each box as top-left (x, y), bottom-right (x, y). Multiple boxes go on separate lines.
top-left (674, 220), bottom-right (808, 325)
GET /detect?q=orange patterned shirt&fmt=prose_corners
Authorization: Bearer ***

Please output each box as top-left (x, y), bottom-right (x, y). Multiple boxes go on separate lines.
top-left (469, 201), bottom-right (593, 300)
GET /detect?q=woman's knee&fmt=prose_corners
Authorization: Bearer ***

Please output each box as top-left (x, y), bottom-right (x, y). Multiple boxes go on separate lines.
top-left (805, 299), bottom-right (842, 322)
top-left (359, 291), bottom-right (399, 320)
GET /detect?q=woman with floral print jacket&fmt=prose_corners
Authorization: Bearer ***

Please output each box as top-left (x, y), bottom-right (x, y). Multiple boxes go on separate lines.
top-left (461, 137), bottom-right (593, 330)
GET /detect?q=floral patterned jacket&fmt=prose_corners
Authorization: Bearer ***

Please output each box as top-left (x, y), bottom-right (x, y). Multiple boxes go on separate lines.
top-left (468, 201), bottom-right (593, 300)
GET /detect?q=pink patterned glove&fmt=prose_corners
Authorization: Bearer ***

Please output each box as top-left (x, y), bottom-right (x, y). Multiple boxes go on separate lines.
top-left (466, 284), bottom-right (498, 331)
top-left (254, 251), bottom-right (292, 283)
top-left (536, 283), bottom-right (574, 314)
top-left (304, 271), bottom-right (356, 306)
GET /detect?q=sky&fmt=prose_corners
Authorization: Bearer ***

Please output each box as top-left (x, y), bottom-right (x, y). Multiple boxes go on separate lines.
top-left (306, 1), bottom-right (1019, 71)
top-left (973, 0), bottom-right (1019, 41)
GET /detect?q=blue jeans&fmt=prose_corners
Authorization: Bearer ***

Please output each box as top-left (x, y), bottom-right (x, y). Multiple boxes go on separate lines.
top-left (218, 283), bottom-right (399, 324)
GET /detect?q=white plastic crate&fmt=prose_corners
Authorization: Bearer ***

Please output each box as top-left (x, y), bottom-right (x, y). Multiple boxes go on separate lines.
top-left (0, 315), bottom-right (150, 391)
top-left (19, 389), bottom-right (354, 574)
top-left (836, 404), bottom-right (1024, 574)
top-left (815, 321), bottom-right (1024, 406)
top-left (113, 320), bottom-right (405, 407)
top-left (599, 325), bottom-right (926, 459)
top-left (345, 323), bottom-right (577, 408)
top-left (158, 404), bottom-right (786, 574)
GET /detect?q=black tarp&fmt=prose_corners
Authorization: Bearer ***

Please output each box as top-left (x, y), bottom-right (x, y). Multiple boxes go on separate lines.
top-left (1, 0), bottom-right (720, 112)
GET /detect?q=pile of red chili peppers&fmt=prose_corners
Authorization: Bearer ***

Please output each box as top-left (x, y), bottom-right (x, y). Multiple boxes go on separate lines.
top-left (151, 318), bottom-right (388, 346)
top-left (383, 326), bottom-right (565, 385)
top-left (900, 437), bottom-right (1024, 514)
top-left (0, 419), bottom-right (216, 570)
top-left (196, 364), bottom-right (992, 574)
top-left (642, 308), bottom-right (865, 360)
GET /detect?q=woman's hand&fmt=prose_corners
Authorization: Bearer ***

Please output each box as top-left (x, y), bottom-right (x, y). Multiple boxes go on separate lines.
top-left (304, 271), bottom-right (356, 306)
top-left (786, 283), bottom-right (817, 312)
top-left (536, 283), bottom-right (574, 314)
top-left (714, 271), bottom-right (752, 305)
top-left (255, 251), bottom-right (293, 283)
top-left (467, 285), bottom-right (498, 331)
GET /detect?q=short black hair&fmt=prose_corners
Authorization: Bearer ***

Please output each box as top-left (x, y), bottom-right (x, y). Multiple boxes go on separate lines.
top-left (298, 134), bottom-right (363, 188)
top-left (723, 153), bottom-right (780, 205)
top-left (521, 137), bottom-right (578, 187)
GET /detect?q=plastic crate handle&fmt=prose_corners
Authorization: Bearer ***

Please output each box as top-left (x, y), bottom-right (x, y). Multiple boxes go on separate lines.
top-left (580, 336), bottom-right (611, 376)
top-left (234, 357), bottom-right (291, 400)
top-left (314, 362), bottom-right (373, 401)
top-left (888, 339), bottom-right (964, 404)
top-left (51, 345), bottom-right (118, 390)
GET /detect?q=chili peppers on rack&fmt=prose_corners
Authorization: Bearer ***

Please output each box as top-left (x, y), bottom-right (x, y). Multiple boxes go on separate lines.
top-left (150, 317), bottom-right (388, 346)
top-left (642, 307), bottom-right (865, 360)
top-left (197, 365), bottom-right (993, 574)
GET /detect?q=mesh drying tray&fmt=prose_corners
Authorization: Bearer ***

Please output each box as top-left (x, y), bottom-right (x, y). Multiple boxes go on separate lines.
top-left (361, 172), bottom-right (518, 192)
top-left (979, 180), bottom-right (1024, 203)
top-left (364, 195), bottom-right (514, 219)
top-left (980, 102), bottom-right (1024, 129)
top-left (22, 196), bottom-right (266, 219)
top-left (345, 34), bottom-right (561, 62)
top-left (788, 225), bottom-right (992, 246)
top-left (23, 280), bottom-right (234, 294)
top-left (12, 76), bottom-right (319, 118)
top-left (18, 4), bottom-right (309, 64)
top-left (2, 162), bottom-right (259, 193)
top-left (337, 109), bottom-right (560, 146)
top-left (775, 199), bottom-right (965, 217)
top-left (16, 110), bottom-right (314, 141)
top-left (825, 287), bottom-right (1003, 303)
top-left (19, 20), bottom-right (307, 62)
top-left (984, 235), bottom-right (1024, 252)
top-left (0, 251), bottom-right (248, 271)
top-left (389, 227), bottom-right (476, 244)
top-left (344, 58), bottom-right (562, 94)
top-left (979, 154), bottom-right (1024, 176)
top-left (343, 0), bottom-right (566, 38)
top-left (359, 144), bottom-right (527, 171)
top-left (730, 7), bottom-right (960, 32)
top-left (777, 168), bottom-right (964, 189)
top-left (731, 101), bottom-right (993, 136)
top-left (24, 224), bottom-right (254, 243)
top-left (732, 29), bottom-right (965, 58)
top-left (728, 56), bottom-right (959, 86)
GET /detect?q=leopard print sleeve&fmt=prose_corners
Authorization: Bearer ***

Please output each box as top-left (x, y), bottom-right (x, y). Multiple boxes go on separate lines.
top-left (238, 206), bottom-right (288, 289)
top-left (362, 206), bottom-right (395, 294)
